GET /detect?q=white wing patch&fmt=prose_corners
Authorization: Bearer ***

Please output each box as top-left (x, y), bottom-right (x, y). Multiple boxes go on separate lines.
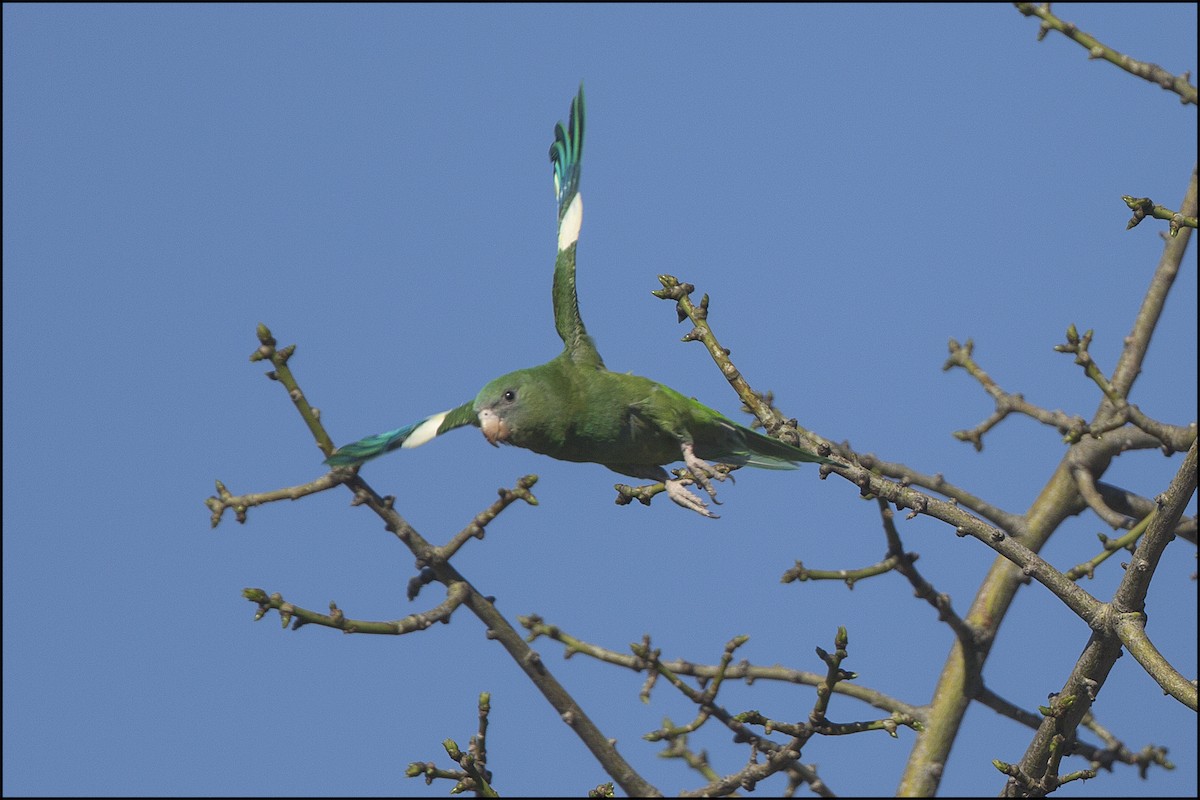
top-left (403, 410), bottom-right (448, 449)
top-left (557, 192), bottom-right (583, 252)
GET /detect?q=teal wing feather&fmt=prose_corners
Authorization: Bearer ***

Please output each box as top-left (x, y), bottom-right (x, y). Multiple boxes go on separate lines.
top-left (325, 401), bottom-right (477, 466)
top-left (548, 85), bottom-right (603, 369)
top-left (550, 86), bottom-right (584, 225)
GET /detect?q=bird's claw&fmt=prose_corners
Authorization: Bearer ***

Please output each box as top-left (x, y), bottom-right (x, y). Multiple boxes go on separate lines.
top-left (665, 479), bottom-right (719, 519)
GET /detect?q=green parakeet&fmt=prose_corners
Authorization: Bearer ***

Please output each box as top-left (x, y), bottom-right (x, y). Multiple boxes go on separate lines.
top-left (325, 86), bottom-right (836, 517)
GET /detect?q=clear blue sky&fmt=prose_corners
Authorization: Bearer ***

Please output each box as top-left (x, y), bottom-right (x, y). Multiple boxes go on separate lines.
top-left (4, 4), bottom-right (1196, 797)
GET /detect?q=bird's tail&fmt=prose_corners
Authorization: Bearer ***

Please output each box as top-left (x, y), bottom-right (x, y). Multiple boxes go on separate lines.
top-left (550, 84), bottom-right (584, 251)
top-left (738, 424), bottom-right (839, 469)
top-left (324, 401), bottom-right (477, 467)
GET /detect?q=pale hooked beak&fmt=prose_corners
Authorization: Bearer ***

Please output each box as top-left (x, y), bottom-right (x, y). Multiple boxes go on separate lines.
top-left (478, 408), bottom-right (509, 447)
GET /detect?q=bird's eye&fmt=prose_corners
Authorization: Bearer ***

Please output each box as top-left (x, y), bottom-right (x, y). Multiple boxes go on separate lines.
top-left (503, 389), bottom-right (516, 403)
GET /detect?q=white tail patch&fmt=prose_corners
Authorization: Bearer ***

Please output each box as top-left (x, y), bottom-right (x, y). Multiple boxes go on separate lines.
top-left (557, 192), bottom-right (583, 252)
top-left (402, 411), bottom-right (448, 449)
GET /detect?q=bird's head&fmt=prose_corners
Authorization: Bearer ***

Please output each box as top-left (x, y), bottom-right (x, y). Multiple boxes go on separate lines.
top-left (473, 369), bottom-right (546, 447)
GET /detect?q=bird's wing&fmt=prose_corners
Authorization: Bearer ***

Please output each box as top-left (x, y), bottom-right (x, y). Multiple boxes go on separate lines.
top-left (324, 401), bottom-right (477, 466)
top-left (549, 85), bottom-right (604, 369)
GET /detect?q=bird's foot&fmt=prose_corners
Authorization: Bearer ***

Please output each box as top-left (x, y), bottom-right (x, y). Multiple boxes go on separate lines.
top-left (661, 442), bottom-right (728, 518)
top-left (681, 442), bottom-right (728, 502)
top-left (665, 478), bottom-right (719, 519)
